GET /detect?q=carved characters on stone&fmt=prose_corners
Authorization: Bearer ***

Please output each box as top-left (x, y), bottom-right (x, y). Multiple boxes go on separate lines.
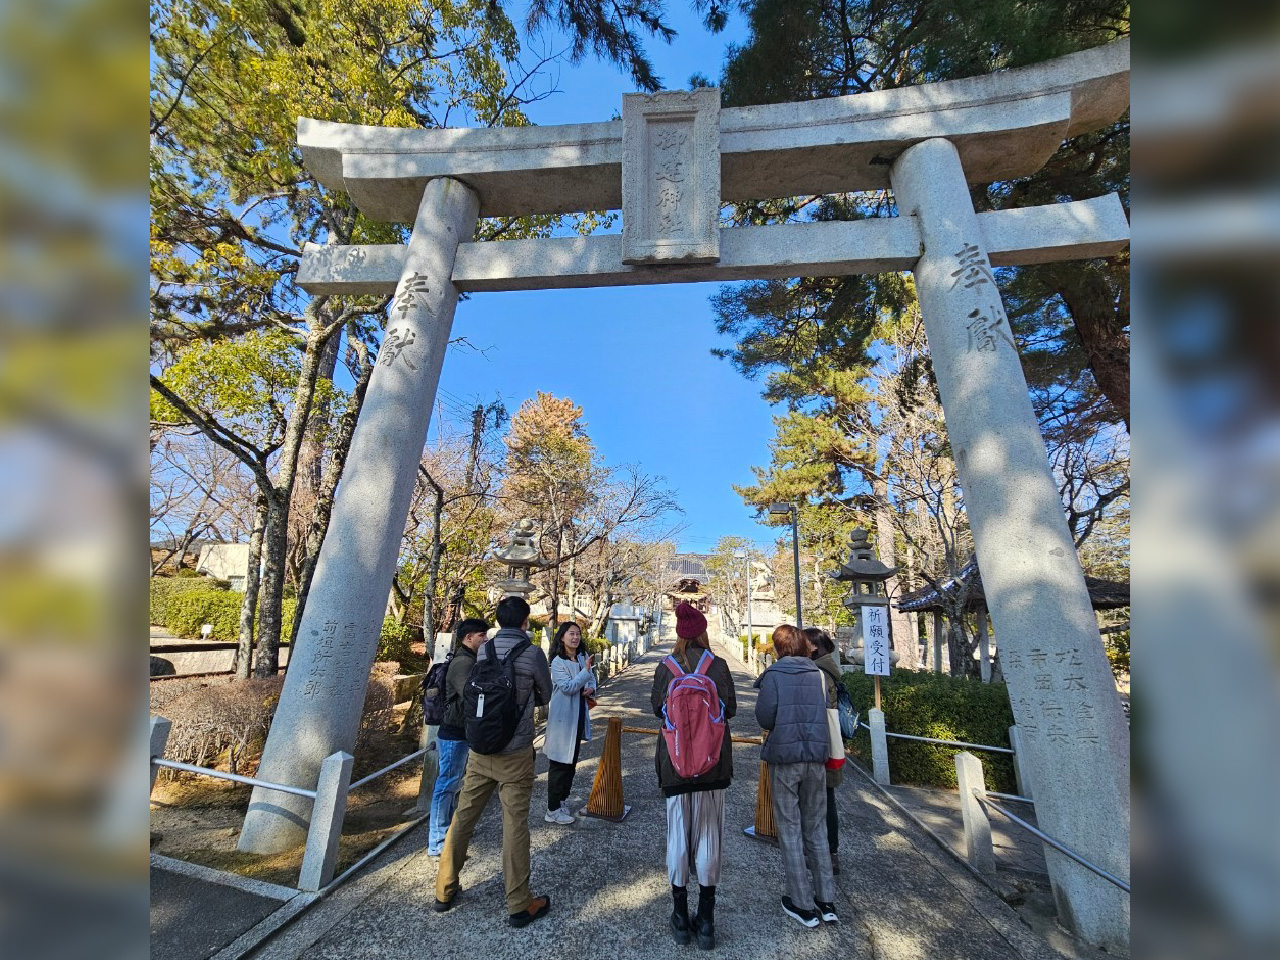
top-left (949, 243), bottom-right (995, 290)
top-left (651, 125), bottom-right (689, 233)
top-left (965, 306), bottom-right (1015, 353)
top-left (622, 89), bottom-right (720, 265)
top-left (1004, 643), bottom-right (1101, 748)
top-left (393, 271), bottom-right (430, 319)
top-left (950, 242), bottom-right (1015, 354)
top-left (380, 327), bottom-right (417, 369)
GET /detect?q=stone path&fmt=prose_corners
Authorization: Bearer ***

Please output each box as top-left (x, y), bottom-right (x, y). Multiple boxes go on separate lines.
top-left (226, 637), bottom-right (1081, 960)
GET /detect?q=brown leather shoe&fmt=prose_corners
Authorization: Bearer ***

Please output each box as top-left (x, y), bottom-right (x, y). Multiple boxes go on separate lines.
top-left (508, 895), bottom-right (551, 928)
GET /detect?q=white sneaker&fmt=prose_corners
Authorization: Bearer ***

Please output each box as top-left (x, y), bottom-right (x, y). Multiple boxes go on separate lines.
top-left (544, 807), bottom-right (576, 825)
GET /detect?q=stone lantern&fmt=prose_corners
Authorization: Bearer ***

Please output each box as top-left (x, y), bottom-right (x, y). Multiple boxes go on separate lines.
top-left (492, 518), bottom-right (542, 601)
top-left (828, 529), bottom-right (898, 669)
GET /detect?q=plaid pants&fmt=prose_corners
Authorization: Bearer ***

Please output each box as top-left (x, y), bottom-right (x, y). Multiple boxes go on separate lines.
top-left (769, 761), bottom-right (836, 909)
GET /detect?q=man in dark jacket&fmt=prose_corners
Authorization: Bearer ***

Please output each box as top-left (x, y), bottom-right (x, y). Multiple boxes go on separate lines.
top-left (435, 596), bottom-right (553, 928)
top-left (755, 624), bottom-right (839, 929)
top-left (427, 617), bottom-right (486, 856)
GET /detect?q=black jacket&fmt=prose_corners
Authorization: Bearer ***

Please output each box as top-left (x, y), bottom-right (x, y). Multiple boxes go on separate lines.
top-left (438, 644), bottom-right (477, 739)
top-left (650, 647), bottom-right (737, 796)
top-left (813, 653), bottom-right (844, 786)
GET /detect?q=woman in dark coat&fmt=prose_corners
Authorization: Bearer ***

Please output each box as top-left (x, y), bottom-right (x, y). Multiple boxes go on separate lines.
top-left (651, 602), bottom-right (736, 950)
top-left (805, 626), bottom-right (844, 874)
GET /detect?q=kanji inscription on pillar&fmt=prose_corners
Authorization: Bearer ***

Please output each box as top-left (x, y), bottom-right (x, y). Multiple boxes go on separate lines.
top-left (621, 88), bottom-right (720, 265)
top-left (1004, 643), bottom-right (1101, 749)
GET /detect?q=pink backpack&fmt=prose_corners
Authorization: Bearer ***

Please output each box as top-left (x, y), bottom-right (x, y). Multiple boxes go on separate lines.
top-left (661, 651), bottom-right (727, 779)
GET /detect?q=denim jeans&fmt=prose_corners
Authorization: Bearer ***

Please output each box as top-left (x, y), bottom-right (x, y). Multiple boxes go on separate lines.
top-left (429, 737), bottom-right (470, 855)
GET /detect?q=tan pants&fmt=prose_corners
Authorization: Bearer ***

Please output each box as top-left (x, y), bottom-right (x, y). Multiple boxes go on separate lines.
top-left (434, 746), bottom-right (536, 914)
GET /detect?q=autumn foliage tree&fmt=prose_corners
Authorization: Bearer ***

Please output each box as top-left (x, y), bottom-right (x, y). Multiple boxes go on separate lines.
top-left (500, 392), bottom-right (679, 632)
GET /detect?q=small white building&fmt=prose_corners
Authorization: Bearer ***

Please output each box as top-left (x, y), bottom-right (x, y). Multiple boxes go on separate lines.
top-left (196, 543), bottom-right (252, 590)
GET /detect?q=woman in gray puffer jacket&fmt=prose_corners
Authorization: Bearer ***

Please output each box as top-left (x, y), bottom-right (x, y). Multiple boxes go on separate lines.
top-left (754, 623), bottom-right (839, 929)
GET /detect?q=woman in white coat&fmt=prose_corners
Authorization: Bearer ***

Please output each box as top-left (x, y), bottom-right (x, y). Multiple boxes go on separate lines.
top-left (543, 621), bottom-right (596, 825)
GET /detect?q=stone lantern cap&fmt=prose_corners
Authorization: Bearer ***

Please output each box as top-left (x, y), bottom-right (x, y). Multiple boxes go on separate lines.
top-left (493, 519), bottom-right (543, 598)
top-left (829, 529), bottom-right (896, 583)
top-left (493, 518), bottom-right (541, 567)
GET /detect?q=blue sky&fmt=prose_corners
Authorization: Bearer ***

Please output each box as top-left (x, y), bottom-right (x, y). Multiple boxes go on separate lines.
top-left (429, 7), bottom-right (786, 556)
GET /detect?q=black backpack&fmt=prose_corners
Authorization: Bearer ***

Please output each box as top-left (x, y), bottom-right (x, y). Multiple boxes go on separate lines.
top-left (463, 637), bottom-right (531, 754)
top-left (420, 654), bottom-right (453, 727)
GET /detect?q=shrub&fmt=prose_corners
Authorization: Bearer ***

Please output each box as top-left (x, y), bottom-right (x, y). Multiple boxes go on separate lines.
top-left (842, 671), bottom-right (1017, 793)
top-left (1104, 629), bottom-right (1129, 677)
top-left (160, 676), bottom-right (284, 774)
top-left (582, 636), bottom-right (609, 656)
top-left (377, 617), bottom-right (413, 662)
top-left (153, 666), bottom-right (404, 777)
top-left (149, 578), bottom-right (295, 641)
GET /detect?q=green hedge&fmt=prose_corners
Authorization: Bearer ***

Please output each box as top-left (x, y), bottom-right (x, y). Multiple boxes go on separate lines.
top-left (739, 633), bottom-right (766, 659)
top-left (150, 578), bottom-right (295, 642)
top-left (377, 617), bottom-right (413, 662)
top-left (842, 671), bottom-right (1017, 793)
top-left (582, 636), bottom-right (609, 656)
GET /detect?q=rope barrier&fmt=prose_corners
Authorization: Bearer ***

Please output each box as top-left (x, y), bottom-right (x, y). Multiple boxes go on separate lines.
top-left (619, 723), bottom-right (762, 745)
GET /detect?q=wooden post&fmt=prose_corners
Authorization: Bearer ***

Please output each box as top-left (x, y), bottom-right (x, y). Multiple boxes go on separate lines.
top-left (874, 675), bottom-right (882, 710)
top-left (933, 610), bottom-right (945, 674)
top-left (978, 603), bottom-right (991, 683)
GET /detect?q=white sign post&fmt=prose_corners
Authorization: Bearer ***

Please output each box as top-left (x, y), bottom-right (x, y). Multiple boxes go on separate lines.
top-left (862, 604), bottom-right (890, 709)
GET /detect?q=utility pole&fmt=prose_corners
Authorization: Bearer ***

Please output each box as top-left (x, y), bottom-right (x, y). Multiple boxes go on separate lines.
top-left (464, 403), bottom-right (483, 492)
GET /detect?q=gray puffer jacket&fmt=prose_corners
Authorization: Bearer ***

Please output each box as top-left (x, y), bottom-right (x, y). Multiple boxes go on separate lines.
top-left (485, 627), bottom-right (552, 755)
top-left (754, 656), bottom-right (828, 765)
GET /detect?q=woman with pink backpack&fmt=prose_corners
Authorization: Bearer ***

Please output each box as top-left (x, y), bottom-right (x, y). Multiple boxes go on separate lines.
top-left (650, 602), bottom-right (737, 950)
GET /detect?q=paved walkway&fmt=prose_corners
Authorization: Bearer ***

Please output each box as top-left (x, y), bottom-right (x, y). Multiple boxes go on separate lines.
top-left (151, 858), bottom-right (308, 960)
top-left (173, 637), bottom-right (1094, 960)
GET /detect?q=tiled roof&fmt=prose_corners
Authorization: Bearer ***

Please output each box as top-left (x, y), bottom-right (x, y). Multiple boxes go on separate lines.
top-left (896, 557), bottom-right (1129, 612)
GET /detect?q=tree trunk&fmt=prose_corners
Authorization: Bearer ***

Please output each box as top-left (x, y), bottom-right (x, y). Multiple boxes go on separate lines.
top-left (254, 315), bottom-right (332, 667)
top-left (285, 332), bottom-right (341, 592)
top-left (588, 592), bottom-right (611, 638)
top-left (289, 337), bottom-right (374, 645)
top-left (544, 527), bottom-right (564, 633)
top-left (235, 495), bottom-right (269, 679)
top-left (252, 490), bottom-right (289, 677)
top-left (947, 615), bottom-right (972, 678)
top-left (1039, 261), bottom-right (1130, 431)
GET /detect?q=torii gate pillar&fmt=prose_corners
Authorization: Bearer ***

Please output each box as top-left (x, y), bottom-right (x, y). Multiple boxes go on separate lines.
top-left (892, 138), bottom-right (1129, 950)
top-left (238, 177), bottom-right (480, 854)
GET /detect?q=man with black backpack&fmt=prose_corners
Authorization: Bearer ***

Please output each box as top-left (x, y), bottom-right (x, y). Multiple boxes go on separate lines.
top-left (424, 617), bottom-right (488, 857)
top-left (434, 596), bottom-right (553, 928)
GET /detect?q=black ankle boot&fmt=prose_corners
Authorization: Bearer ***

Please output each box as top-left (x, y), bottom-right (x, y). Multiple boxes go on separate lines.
top-left (671, 885), bottom-right (691, 945)
top-left (693, 885), bottom-right (716, 950)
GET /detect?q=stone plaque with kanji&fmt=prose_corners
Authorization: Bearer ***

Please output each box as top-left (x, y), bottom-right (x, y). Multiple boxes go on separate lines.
top-left (621, 89), bottom-right (720, 265)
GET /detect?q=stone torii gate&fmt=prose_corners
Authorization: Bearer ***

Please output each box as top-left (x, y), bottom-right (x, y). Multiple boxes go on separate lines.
top-left (239, 40), bottom-right (1130, 950)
